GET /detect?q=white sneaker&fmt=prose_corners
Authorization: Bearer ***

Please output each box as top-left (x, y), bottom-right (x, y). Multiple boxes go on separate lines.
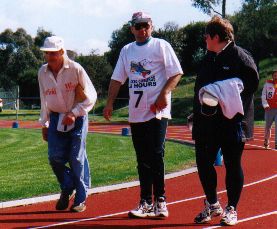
top-left (220, 206), bottom-right (238, 226)
top-left (154, 197), bottom-right (169, 218)
top-left (70, 202), bottom-right (86, 213)
top-left (194, 199), bottom-right (223, 224)
top-left (128, 200), bottom-right (155, 218)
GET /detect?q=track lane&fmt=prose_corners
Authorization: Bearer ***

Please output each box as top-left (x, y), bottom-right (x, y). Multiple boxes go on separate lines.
top-left (0, 123), bottom-right (276, 228)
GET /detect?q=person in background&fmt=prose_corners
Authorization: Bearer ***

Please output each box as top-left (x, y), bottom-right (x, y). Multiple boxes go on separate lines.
top-left (192, 16), bottom-right (259, 226)
top-left (38, 36), bottom-right (97, 212)
top-left (261, 69), bottom-right (277, 149)
top-left (103, 12), bottom-right (183, 218)
top-left (0, 98), bottom-right (3, 112)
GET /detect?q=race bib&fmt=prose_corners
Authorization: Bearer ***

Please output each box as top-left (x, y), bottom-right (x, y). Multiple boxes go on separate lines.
top-left (129, 90), bottom-right (147, 109)
top-left (267, 89), bottom-right (274, 99)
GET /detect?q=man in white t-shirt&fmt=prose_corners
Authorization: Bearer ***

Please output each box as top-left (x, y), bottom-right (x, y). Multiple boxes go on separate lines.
top-left (103, 12), bottom-right (183, 218)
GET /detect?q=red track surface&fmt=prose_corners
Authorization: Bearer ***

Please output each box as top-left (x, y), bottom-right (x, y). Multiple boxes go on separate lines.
top-left (0, 121), bottom-right (277, 228)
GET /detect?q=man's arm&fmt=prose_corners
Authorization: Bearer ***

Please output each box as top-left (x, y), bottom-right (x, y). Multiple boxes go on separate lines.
top-left (261, 83), bottom-right (270, 110)
top-left (38, 72), bottom-right (50, 141)
top-left (103, 79), bottom-right (122, 121)
top-left (155, 74), bottom-right (182, 110)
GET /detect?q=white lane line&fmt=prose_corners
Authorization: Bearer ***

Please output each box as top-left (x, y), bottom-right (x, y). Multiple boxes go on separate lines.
top-left (246, 143), bottom-right (277, 151)
top-left (29, 210), bottom-right (129, 229)
top-left (30, 174), bottom-right (277, 229)
top-left (204, 210), bottom-right (277, 229)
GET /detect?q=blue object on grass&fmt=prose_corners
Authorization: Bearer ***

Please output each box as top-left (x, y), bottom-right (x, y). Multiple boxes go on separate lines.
top-left (121, 128), bottom-right (129, 136)
top-left (12, 121), bottom-right (19, 128)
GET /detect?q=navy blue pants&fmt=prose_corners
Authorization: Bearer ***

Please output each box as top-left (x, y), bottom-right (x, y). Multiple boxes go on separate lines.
top-left (48, 113), bottom-right (91, 205)
top-left (130, 118), bottom-right (168, 204)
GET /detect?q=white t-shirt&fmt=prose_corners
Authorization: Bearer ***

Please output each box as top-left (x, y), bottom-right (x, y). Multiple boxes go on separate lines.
top-left (111, 37), bottom-right (183, 123)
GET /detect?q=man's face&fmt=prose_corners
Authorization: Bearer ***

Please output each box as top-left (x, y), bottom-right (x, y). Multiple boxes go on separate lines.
top-left (272, 72), bottom-right (277, 82)
top-left (131, 22), bottom-right (153, 42)
top-left (44, 49), bottom-right (64, 65)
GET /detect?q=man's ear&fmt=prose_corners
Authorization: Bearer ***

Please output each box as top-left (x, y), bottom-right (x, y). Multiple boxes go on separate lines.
top-left (130, 26), bottom-right (135, 34)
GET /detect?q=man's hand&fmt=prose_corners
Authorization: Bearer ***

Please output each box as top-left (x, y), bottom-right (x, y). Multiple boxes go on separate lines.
top-left (75, 84), bottom-right (87, 103)
top-left (265, 106), bottom-right (270, 111)
top-left (103, 105), bottom-right (113, 121)
top-left (103, 79), bottom-right (121, 121)
top-left (155, 92), bottom-right (168, 111)
top-left (42, 127), bottom-right (48, 142)
top-left (154, 73), bottom-right (182, 111)
top-left (62, 112), bottom-right (76, 125)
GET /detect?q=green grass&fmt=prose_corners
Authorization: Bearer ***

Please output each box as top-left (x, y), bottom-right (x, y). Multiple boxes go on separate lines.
top-left (0, 128), bottom-right (195, 202)
top-left (0, 109), bottom-right (40, 121)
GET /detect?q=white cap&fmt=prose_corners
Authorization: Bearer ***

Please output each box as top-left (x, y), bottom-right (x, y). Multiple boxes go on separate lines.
top-left (202, 92), bottom-right (218, 107)
top-left (131, 12), bottom-right (152, 25)
top-left (40, 36), bottom-right (64, 52)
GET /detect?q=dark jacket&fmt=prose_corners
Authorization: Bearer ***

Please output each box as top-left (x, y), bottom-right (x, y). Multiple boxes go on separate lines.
top-left (192, 42), bottom-right (259, 143)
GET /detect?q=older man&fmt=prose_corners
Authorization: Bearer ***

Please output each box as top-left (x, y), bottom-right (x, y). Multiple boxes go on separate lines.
top-left (103, 12), bottom-right (183, 218)
top-left (38, 36), bottom-right (97, 212)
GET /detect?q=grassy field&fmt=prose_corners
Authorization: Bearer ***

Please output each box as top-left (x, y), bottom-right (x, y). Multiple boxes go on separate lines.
top-left (0, 128), bottom-right (195, 202)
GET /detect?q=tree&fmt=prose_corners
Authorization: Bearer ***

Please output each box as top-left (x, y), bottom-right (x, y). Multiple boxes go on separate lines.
top-left (178, 21), bottom-right (207, 73)
top-left (191, 0), bottom-right (227, 18)
top-left (0, 27), bottom-right (53, 99)
top-left (106, 23), bottom-right (134, 68)
top-left (33, 27), bottom-right (53, 61)
top-left (153, 22), bottom-right (182, 58)
top-left (0, 28), bottom-right (39, 90)
top-left (76, 51), bottom-right (113, 97)
top-left (231, 0), bottom-right (277, 65)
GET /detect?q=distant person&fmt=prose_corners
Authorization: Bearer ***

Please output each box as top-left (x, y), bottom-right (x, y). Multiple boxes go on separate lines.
top-left (192, 16), bottom-right (259, 226)
top-left (0, 98), bottom-right (3, 112)
top-left (38, 36), bottom-right (97, 212)
top-left (103, 12), bottom-right (183, 218)
top-left (261, 69), bottom-right (277, 149)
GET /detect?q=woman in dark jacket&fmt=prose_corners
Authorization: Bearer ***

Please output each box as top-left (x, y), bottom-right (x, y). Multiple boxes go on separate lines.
top-left (193, 16), bottom-right (259, 226)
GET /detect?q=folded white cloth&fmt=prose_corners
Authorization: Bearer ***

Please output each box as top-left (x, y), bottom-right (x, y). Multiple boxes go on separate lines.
top-left (199, 78), bottom-right (244, 119)
top-left (202, 92), bottom-right (218, 106)
top-left (57, 113), bottom-right (75, 132)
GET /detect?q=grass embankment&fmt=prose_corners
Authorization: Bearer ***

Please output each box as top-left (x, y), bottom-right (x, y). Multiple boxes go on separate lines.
top-left (0, 129), bottom-right (195, 202)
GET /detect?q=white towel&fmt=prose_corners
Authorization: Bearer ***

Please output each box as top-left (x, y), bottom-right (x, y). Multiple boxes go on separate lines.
top-left (199, 78), bottom-right (244, 119)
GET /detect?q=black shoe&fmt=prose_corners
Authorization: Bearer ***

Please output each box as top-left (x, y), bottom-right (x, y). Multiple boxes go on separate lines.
top-left (56, 191), bottom-right (73, 210)
top-left (264, 140), bottom-right (269, 149)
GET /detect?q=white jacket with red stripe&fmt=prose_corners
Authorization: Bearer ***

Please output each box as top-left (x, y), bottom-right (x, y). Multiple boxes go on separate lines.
top-left (261, 79), bottom-right (277, 109)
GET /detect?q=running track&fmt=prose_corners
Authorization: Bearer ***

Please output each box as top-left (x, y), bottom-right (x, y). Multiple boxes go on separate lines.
top-left (0, 121), bottom-right (276, 228)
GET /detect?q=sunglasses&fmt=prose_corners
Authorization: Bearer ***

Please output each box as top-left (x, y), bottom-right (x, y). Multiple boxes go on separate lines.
top-left (134, 23), bottom-right (150, 30)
